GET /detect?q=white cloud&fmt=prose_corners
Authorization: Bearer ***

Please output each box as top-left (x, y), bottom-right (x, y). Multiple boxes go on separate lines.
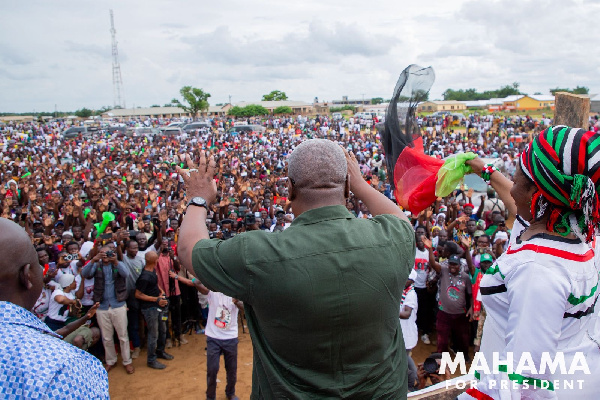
top-left (0, 0), bottom-right (599, 112)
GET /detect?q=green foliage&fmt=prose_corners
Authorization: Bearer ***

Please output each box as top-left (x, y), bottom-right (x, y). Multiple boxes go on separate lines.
top-left (330, 105), bottom-right (356, 112)
top-left (163, 103), bottom-right (174, 107)
top-left (371, 97), bottom-right (384, 105)
top-left (171, 86), bottom-right (211, 119)
top-left (75, 108), bottom-right (93, 118)
top-left (273, 106), bottom-right (293, 115)
top-left (443, 83), bottom-right (521, 101)
top-left (150, 104), bottom-right (160, 108)
top-left (228, 104), bottom-right (270, 117)
top-left (262, 90), bottom-right (288, 101)
top-left (549, 86), bottom-right (589, 95)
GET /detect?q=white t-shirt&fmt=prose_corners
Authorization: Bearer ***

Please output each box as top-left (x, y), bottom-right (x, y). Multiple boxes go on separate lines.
top-left (33, 286), bottom-right (53, 319)
top-left (205, 291), bottom-right (239, 340)
top-left (399, 287), bottom-right (418, 350)
top-left (76, 274), bottom-right (95, 306)
top-left (48, 288), bottom-right (75, 322)
top-left (413, 248), bottom-right (430, 289)
top-left (137, 243), bottom-right (158, 258)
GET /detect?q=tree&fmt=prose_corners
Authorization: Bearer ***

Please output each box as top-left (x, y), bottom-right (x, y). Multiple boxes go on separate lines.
top-left (228, 104), bottom-right (269, 117)
top-left (151, 104), bottom-right (160, 108)
top-left (262, 90), bottom-right (288, 101)
top-left (550, 86), bottom-right (589, 95)
top-left (371, 97), bottom-right (384, 105)
top-left (442, 84), bottom-right (521, 101)
top-left (329, 105), bottom-right (356, 113)
top-left (75, 108), bottom-right (93, 118)
top-left (274, 106), bottom-right (293, 115)
top-left (171, 86), bottom-right (211, 120)
top-left (573, 86), bottom-right (589, 94)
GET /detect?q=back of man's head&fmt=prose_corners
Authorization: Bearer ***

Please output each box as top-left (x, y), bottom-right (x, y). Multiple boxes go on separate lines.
top-left (145, 251), bottom-right (158, 267)
top-left (288, 139), bottom-right (347, 192)
top-left (0, 218), bottom-right (43, 310)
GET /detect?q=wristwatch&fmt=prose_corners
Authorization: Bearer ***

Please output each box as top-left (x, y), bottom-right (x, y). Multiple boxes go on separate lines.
top-left (187, 196), bottom-right (208, 210)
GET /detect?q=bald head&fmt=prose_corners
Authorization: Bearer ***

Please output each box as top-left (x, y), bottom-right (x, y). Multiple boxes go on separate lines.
top-left (0, 218), bottom-right (43, 310)
top-left (288, 139), bottom-right (347, 190)
top-left (145, 251), bottom-right (158, 269)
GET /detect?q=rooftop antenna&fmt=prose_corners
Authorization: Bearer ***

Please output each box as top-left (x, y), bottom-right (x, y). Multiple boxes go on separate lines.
top-left (110, 10), bottom-right (125, 109)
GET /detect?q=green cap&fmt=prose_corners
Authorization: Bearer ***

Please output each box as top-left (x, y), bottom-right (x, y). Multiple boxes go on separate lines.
top-left (480, 253), bottom-right (493, 263)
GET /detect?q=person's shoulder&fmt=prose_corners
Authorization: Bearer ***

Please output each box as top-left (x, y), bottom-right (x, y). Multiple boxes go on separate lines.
top-left (370, 213), bottom-right (413, 230)
top-left (50, 345), bottom-right (108, 398)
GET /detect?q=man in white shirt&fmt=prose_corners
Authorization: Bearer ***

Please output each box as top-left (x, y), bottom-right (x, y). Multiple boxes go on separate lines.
top-left (195, 281), bottom-right (242, 400)
top-left (400, 270), bottom-right (418, 391)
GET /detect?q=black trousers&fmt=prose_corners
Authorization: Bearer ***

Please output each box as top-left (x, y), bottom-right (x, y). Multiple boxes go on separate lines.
top-left (206, 336), bottom-right (238, 400)
top-left (415, 286), bottom-right (435, 335)
top-left (166, 295), bottom-right (181, 339)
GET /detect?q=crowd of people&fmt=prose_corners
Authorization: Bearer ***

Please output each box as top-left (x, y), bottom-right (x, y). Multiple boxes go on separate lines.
top-left (1, 110), bottom-right (600, 397)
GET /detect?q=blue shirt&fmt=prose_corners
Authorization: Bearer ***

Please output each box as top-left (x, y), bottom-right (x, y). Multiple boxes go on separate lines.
top-left (0, 301), bottom-right (108, 399)
top-left (82, 260), bottom-right (129, 310)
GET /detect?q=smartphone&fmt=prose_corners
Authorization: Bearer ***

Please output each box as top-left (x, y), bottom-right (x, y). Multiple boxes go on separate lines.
top-left (48, 262), bottom-right (57, 271)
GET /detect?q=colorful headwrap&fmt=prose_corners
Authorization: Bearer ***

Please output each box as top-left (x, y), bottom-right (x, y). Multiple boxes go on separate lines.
top-left (520, 125), bottom-right (600, 242)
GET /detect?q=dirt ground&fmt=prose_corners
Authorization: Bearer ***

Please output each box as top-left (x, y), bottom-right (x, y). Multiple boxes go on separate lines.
top-left (108, 325), bottom-right (444, 400)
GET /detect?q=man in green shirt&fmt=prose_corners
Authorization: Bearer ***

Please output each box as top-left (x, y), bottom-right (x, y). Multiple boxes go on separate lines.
top-left (178, 139), bottom-right (415, 399)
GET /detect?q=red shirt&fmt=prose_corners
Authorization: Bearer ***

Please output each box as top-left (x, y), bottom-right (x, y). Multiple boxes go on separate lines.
top-left (156, 254), bottom-right (180, 297)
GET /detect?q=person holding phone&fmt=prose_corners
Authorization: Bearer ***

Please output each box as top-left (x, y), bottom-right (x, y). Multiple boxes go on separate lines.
top-left (136, 251), bottom-right (173, 369)
top-left (82, 246), bottom-right (134, 374)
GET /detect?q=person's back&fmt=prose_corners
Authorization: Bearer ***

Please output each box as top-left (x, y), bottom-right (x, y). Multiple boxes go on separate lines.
top-left (0, 301), bottom-right (108, 398)
top-left (195, 205), bottom-right (413, 398)
top-left (0, 218), bottom-right (108, 399)
top-left (179, 139), bottom-right (415, 399)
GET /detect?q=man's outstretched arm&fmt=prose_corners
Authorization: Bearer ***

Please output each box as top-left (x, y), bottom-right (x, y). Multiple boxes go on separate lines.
top-left (177, 152), bottom-right (217, 276)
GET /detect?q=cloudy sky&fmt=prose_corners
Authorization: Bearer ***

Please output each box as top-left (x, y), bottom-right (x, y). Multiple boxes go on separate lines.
top-left (2, 0), bottom-right (599, 113)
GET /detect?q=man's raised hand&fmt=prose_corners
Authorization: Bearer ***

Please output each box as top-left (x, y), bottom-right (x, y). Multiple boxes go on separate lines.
top-left (177, 153), bottom-right (217, 205)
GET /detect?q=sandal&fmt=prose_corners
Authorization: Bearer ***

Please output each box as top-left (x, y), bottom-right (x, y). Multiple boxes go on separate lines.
top-left (125, 364), bottom-right (135, 374)
top-left (104, 363), bottom-right (115, 373)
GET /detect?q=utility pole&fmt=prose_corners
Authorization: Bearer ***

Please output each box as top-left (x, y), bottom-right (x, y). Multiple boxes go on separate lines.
top-left (110, 10), bottom-right (124, 109)
top-left (229, 95), bottom-right (232, 106)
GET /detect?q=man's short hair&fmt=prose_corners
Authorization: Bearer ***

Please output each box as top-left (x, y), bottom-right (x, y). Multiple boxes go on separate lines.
top-left (288, 139), bottom-right (347, 190)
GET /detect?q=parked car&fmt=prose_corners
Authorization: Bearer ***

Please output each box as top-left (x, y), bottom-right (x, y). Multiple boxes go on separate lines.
top-left (182, 122), bottom-right (211, 132)
top-left (228, 124), bottom-right (266, 134)
top-left (62, 126), bottom-right (98, 139)
top-left (162, 127), bottom-right (185, 136)
top-left (107, 125), bottom-right (127, 136)
top-left (133, 127), bottom-right (161, 137)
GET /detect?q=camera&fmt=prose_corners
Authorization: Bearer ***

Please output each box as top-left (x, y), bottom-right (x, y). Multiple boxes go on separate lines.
top-left (423, 353), bottom-right (443, 374)
top-left (244, 214), bottom-right (256, 226)
top-left (105, 251), bottom-right (115, 258)
top-left (64, 253), bottom-right (79, 262)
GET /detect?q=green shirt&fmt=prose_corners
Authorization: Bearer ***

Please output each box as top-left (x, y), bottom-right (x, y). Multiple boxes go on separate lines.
top-left (193, 205), bottom-right (415, 399)
top-left (63, 325), bottom-right (93, 351)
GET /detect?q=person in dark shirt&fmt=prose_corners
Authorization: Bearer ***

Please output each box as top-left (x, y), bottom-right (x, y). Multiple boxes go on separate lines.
top-left (135, 251), bottom-right (173, 369)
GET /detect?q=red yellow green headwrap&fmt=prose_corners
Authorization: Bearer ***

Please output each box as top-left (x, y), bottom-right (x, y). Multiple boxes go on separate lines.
top-left (520, 125), bottom-right (600, 242)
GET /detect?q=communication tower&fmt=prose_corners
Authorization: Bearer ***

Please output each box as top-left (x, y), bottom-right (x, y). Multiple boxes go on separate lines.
top-left (110, 10), bottom-right (125, 108)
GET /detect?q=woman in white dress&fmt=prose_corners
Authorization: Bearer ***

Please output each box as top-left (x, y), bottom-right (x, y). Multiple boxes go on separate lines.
top-left (460, 126), bottom-right (600, 399)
